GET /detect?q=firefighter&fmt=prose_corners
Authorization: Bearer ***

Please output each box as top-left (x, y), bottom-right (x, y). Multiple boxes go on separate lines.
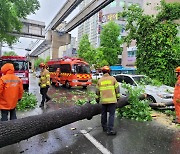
top-left (96, 66), bottom-right (120, 135)
top-left (39, 63), bottom-right (51, 107)
top-left (0, 63), bottom-right (24, 121)
top-left (55, 68), bottom-right (61, 87)
top-left (173, 66), bottom-right (180, 124)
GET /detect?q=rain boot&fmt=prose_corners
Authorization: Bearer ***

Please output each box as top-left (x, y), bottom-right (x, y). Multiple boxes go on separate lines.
top-left (107, 129), bottom-right (117, 135)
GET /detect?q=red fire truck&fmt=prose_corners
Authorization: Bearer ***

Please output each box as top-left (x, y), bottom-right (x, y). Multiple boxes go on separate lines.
top-left (0, 56), bottom-right (29, 90)
top-left (47, 57), bottom-right (92, 88)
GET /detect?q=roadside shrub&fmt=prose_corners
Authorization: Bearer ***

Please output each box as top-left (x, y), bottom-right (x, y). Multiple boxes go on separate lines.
top-left (17, 92), bottom-right (37, 111)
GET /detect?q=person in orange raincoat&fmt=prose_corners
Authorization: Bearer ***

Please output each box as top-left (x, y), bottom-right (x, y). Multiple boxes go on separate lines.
top-left (173, 66), bottom-right (180, 124)
top-left (0, 63), bottom-right (24, 121)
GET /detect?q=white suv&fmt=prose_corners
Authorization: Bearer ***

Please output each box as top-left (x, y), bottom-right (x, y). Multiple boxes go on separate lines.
top-left (92, 73), bottom-right (103, 80)
top-left (114, 74), bottom-right (174, 109)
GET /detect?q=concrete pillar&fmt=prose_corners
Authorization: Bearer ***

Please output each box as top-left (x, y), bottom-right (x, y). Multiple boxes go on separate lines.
top-left (47, 31), bottom-right (71, 59)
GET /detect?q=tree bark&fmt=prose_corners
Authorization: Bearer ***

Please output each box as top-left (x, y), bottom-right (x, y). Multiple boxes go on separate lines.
top-left (0, 95), bottom-right (145, 148)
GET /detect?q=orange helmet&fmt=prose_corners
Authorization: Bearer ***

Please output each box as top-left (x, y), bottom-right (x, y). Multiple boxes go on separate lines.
top-left (39, 63), bottom-right (46, 68)
top-left (102, 66), bottom-right (110, 73)
top-left (175, 66), bottom-right (180, 73)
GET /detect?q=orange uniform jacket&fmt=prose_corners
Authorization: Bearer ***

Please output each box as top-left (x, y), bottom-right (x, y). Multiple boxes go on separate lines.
top-left (173, 76), bottom-right (180, 121)
top-left (0, 63), bottom-right (24, 110)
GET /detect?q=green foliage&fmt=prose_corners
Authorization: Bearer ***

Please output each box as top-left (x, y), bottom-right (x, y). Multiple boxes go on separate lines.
top-left (17, 92), bottom-right (37, 111)
top-left (44, 56), bottom-right (50, 63)
top-left (93, 47), bottom-right (108, 68)
top-left (0, 0), bottom-right (40, 45)
top-left (77, 34), bottom-right (95, 65)
top-left (92, 79), bottom-right (98, 84)
top-left (162, 110), bottom-right (175, 117)
top-left (75, 91), bottom-right (98, 105)
top-left (136, 76), bottom-right (162, 86)
top-left (34, 57), bottom-right (45, 69)
top-left (77, 22), bottom-right (122, 68)
top-left (117, 83), bottom-right (152, 121)
top-left (3, 51), bottom-right (17, 56)
top-left (100, 21), bottom-right (122, 65)
top-left (87, 91), bottom-right (98, 104)
top-left (119, 0), bottom-right (180, 86)
top-left (75, 99), bottom-right (87, 106)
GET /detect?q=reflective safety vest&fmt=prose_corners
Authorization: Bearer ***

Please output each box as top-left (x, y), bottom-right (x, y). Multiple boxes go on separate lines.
top-left (96, 73), bottom-right (120, 104)
top-left (39, 69), bottom-right (50, 88)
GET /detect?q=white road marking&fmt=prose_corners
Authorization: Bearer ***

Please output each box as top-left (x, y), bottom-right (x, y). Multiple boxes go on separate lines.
top-left (80, 130), bottom-right (112, 154)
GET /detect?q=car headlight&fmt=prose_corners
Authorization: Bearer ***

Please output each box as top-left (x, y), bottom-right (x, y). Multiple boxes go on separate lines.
top-left (88, 79), bottom-right (92, 82)
top-left (72, 79), bottom-right (78, 82)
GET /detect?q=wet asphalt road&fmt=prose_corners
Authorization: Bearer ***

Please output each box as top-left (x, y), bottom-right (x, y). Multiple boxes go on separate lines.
top-left (0, 73), bottom-right (180, 154)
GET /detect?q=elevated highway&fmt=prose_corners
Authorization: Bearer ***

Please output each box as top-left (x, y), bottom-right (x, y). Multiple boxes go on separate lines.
top-left (65, 0), bottom-right (114, 32)
top-left (30, 0), bottom-right (114, 58)
top-left (45, 0), bottom-right (84, 32)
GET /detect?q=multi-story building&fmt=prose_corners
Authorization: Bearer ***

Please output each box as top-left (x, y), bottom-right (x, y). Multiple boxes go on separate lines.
top-left (78, 0), bottom-right (179, 67)
top-left (77, 0), bottom-right (99, 47)
top-left (77, 0), bottom-right (143, 67)
top-left (100, 0), bottom-right (143, 67)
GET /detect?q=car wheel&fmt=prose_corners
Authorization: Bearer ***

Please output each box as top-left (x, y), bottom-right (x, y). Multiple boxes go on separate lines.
top-left (147, 95), bottom-right (156, 103)
top-left (65, 81), bottom-right (71, 89)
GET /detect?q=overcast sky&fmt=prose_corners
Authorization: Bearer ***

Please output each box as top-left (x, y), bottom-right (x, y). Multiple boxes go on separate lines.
top-left (2, 0), bottom-right (79, 56)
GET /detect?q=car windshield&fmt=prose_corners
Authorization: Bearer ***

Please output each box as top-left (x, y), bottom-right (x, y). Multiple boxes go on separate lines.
top-left (132, 76), bottom-right (153, 85)
top-left (73, 64), bottom-right (91, 74)
top-left (0, 60), bottom-right (28, 71)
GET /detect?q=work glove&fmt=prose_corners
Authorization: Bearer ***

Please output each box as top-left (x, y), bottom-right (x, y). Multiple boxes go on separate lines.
top-left (38, 83), bottom-right (41, 86)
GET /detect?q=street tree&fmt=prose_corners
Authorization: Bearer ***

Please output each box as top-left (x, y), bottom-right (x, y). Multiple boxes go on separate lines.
top-left (120, 0), bottom-right (180, 86)
top-left (94, 47), bottom-right (108, 68)
top-left (77, 34), bottom-right (96, 65)
top-left (34, 57), bottom-right (44, 69)
top-left (0, 0), bottom-right (40, 45)
top-left (3, 51), bottom-right (17, 56)
top-left (44, 56), bottom-right (50, 63)
top-left (100, 21), bottom-right (122, 66)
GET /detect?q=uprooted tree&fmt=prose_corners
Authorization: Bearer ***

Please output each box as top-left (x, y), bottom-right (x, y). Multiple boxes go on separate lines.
top-left (0, 96), bottom-right (147, 148)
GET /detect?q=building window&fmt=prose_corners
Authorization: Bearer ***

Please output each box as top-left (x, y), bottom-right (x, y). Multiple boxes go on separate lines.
top-left (110, 1), bottom-right (116, 7)
top-left (128, 50), bottom-right (136, 57)
top-left (119, 1), bottom-right (125, 7)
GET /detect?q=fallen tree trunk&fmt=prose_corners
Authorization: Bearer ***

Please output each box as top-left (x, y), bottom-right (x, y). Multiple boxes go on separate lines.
top-left (0, 95), bottom-right (146, 148)
top-left (149, 101), bottom-right (174, 107)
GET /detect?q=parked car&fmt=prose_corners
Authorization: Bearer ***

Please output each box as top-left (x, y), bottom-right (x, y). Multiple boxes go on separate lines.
top-left (92, 73), bottom-right (103, 80)
top-left (114, 74), bottom-right (174, 109)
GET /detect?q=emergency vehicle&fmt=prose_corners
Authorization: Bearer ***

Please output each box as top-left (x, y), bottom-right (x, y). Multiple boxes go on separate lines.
top-left (47, 57), bottom-right (92, 88)
top-left (0, 56), bottom-right (29, 90)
